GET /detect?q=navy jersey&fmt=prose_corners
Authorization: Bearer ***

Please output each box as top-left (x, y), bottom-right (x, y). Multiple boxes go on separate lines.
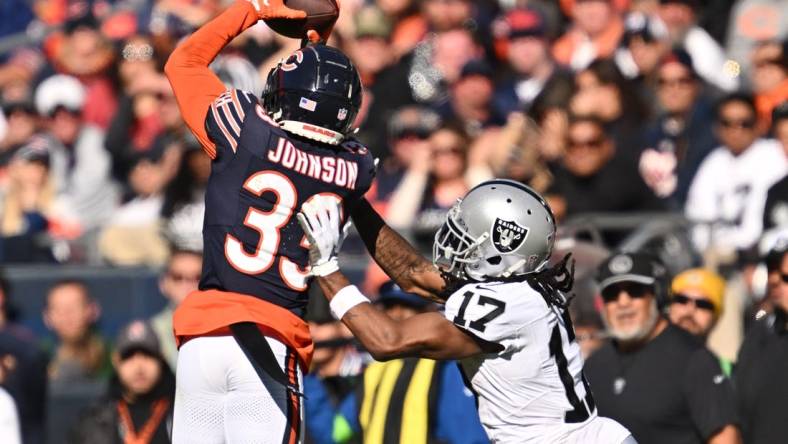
top-left (201, 89), bottom-right (375, 316)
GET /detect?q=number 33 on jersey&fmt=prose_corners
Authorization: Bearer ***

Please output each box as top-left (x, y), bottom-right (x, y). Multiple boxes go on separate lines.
top-left (201, 89), bottom-right (375, 316)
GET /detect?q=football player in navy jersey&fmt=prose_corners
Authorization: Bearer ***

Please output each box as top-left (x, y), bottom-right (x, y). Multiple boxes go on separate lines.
top-left (164, 1), bottom-right (378, 442)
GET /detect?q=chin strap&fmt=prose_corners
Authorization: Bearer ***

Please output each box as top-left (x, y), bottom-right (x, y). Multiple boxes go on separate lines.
top-left (501, 259), bottom-right (527, 278)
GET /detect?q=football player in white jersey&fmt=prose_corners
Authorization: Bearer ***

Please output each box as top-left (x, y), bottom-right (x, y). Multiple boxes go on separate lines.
top-left (298, 179), bottom-right (635, 443)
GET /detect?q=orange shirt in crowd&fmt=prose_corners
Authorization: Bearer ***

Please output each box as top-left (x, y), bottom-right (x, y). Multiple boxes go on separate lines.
top-left (552, 17), bottom-right (624, 68)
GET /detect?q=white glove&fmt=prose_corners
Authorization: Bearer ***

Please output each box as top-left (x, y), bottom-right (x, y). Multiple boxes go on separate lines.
top-left (296, 196), bottom-right (348, 277)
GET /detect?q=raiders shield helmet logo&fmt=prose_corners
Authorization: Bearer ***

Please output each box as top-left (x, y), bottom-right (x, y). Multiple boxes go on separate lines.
top-left (491, 218), bottom-right (528, 253)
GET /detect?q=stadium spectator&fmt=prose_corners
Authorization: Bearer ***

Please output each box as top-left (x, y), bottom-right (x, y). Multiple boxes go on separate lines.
top-left (105, 34), bottom-right (172, 180)
top-left (419, 0), bottom-right (473, 33)
top-left (97, 142), bottom-right (180, 267)
top-left (686, 93), bottom-right (787, 254)
top-left (615, 12), bottom-right (670, 82)
top-left (438, 59), bottom-right (505, 136)
top-left (348, 6), bottom-right (395, 87)
top-left (364, 105), bottom-right (441, 237)
top-left (160, 138), bottom-right (209, 252)
top-left (553, 0), bottom-right (625, 70)
top-left (546, 115), bottom-right (662, 221)
top-left (350, 6), bottom-right (399, 152)
top-left (466, 112), bottom-right (552, 192)
top-left (0, 141), bottom-right (54, 242)
top-left (386, 123), bottom-right (473, 249)
top-left (0, 99), bottom-right (38, 169)
top-left (149, 249), bottom-right (202, 370)
top-left (763, 102), bottom-right (788, 232)
top-left (658, 0), bottom-right (739, 92)
top-left (669, 268), bottom-right (732, 374)
top-left (49, 14), bottom-right (118, 130)
top-left (569, 59), bottom-right (649, 154)
top-left (638, 49), bottom-right (717, 206)
top-left (34, 74), bottom-right (119, 241)
top-left (735, 241), bottom-right (788, 444)
top-left (492, 7), bottom-right (574, 116)
top-left (751, 39), bottom-right (788, 127)
top-left (0, 271), bottom-right (47, 444)
top-left (43, 280), bottom-right (111, 387)
top-left (70, 320), bottom-right (175, 444)
top-left (304, 282), bottom-right (487, 444)
top-left (398, 27), bottom-right (483, 106)
top-left (585, 252), bottom-right (740, 444)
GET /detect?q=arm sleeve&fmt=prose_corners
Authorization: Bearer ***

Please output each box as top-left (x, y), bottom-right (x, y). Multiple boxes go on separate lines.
top-left (434, 363), bottom-right (489, 444)
top-left (683, 349), bottom-right (739, 440)
top-left (164, 0), bottom-right (259, 158)
top-left (205, 88), bottom-right (257, 157)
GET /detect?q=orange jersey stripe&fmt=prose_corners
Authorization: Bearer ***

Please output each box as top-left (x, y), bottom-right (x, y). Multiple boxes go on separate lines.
top-left (173, 289), bottom-right (314, 370)
top-left (286, 351), bottom-right (301, 444)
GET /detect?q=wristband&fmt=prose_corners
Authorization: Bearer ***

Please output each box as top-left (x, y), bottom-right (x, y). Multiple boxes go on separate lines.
top-left (330, 285), bottom-right (370, 319)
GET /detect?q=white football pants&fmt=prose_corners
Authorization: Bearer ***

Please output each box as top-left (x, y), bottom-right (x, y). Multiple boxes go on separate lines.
top-left (488, 415), bottom-right (634, 443)
top-left (172, 335), bottom-right (303, 444)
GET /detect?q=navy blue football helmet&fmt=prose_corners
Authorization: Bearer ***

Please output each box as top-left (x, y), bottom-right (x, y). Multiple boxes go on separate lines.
top-left (262, 44), bottom-right (362, 145)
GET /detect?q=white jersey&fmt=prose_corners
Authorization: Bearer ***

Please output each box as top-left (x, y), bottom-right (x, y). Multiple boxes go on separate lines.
top-left (443, 280), bottom-right (630, 444)
top-left (685, 138), bottom-right (787, 252)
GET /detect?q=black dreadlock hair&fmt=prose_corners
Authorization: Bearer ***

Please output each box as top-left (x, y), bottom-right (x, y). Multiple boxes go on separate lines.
top-left (439, 253), bottom-right (576, 310)
top-left (522, 253), bottom-right (576, 311)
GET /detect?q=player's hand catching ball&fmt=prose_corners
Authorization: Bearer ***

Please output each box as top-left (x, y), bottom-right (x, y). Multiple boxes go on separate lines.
top-left (297, 196), bottom-right (348, 277)
top-left (245, 0), bottom-right (307, 20)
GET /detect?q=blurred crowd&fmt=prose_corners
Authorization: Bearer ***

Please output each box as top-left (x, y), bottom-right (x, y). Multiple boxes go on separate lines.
top-left (0, 0), bottom-right (787, 442)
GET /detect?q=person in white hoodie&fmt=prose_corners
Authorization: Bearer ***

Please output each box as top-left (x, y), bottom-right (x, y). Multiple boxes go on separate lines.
top-left (33, 74), bottom-right (119, 246)
top-left (686, 92), bottom-right (787, 254)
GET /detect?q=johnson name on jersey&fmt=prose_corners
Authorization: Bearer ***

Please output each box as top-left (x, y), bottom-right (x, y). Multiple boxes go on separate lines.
top-left (202, 89), bottom-right (375, 315)
top-left (443, 280), bottom-right (596, 433)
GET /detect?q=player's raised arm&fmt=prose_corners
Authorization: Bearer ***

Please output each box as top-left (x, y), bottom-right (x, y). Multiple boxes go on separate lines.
top-left (317, 270), bottom-right (486, 360)
top-left (298, 198), bottom-right (489, 360)
top-left (350, 198), bottom-right (447, 300)
top-left (164, 0), bottom-right (306, 156)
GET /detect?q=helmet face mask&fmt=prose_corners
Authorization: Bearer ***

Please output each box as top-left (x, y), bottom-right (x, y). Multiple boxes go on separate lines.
top-left (262, 45), bottom-right (362, 145)
top-left (433, 203), bottom-right (489, 277)
top-left (433, 180), bottom-right (556, 282)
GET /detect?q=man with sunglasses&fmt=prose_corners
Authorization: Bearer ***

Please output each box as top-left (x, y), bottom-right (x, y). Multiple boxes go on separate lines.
top-left (686, 92), bottom-right (787, 255)
top-left (584, 252), bottom-right (741, 444)
top-left (547, 115), bottom-right (662, 222)
top-left (669, 268), bottom-right (725, 340)
top-left (668, 269), bottom-right (733, 376)
top-left (736, 241), bottom-right (788, 444)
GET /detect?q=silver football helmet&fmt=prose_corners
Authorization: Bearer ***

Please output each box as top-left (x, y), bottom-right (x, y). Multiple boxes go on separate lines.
top-left (433, 179), bottom-right (556, 281)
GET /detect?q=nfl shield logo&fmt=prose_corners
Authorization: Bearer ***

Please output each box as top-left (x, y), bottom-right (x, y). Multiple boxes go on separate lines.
top-left (491, 218), bottom-right (528, 253)
top-left (337, 108), bottom-right (348, 120)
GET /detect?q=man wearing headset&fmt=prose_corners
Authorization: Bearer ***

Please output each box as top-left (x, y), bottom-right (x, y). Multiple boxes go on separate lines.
top-left (584, 252), bottom-right (741, 444)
